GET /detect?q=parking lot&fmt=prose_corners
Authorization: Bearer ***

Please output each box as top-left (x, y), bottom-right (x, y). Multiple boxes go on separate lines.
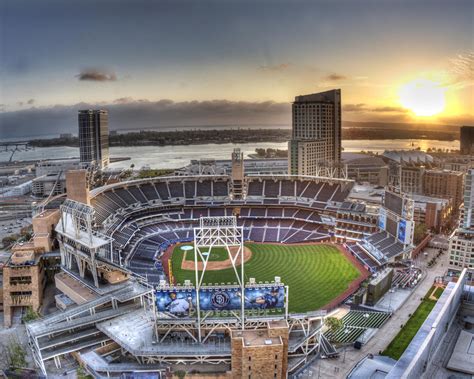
top-left (0, 216), bottom-right (32, 246)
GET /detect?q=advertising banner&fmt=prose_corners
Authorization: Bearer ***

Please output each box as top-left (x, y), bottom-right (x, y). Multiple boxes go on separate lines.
top-left (397, 219), bottom-right (412, 245)
top-left (156, 286), bottom-right (285, 315)
top-left (378, 208), bottom-right (387, 230)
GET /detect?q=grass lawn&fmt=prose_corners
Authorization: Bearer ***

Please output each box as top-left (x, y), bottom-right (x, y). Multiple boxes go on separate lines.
top-left (433, 286), bottom-right (444, 299)
top-left (171, 243), bottom-right (361, 313)
top-left (382, 286), bottom-right (444, 360)
top-left (181, 245), bottom-right (230, 262)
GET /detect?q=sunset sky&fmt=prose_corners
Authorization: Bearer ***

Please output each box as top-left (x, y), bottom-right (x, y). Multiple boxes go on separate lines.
top-left (0, 0), bottom-right (473, 137)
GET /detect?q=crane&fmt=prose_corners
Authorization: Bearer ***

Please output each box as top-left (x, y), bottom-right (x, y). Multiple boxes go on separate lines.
top-left (1, 141), bottom-right (32, 162)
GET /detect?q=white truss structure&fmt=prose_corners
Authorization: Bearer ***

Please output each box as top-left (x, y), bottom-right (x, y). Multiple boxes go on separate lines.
top-left (313, 162), bottom-right (348, 179)
top-left (193, 216), bottom-right (245, 341)
top-left (56, 199), bottom-right (120, 287)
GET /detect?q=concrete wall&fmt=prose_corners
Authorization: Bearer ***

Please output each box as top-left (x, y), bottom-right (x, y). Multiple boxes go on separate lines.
top-left (32, 209), bottom-right (60, 252)
top-left (386, 269), bottom-right (468, 379)
top-left (66, 170), bottom-right (90, 205)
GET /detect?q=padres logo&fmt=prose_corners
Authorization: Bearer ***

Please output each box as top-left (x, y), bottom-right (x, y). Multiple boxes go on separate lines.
top-left (210, 291), bottom-right (230, 308)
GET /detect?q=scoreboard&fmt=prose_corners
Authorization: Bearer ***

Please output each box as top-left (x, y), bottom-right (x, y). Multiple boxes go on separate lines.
top-left (379, 190), bottom-right (414, 246)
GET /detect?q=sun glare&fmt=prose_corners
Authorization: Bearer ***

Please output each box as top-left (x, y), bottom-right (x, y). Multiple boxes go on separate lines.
top-left (399, 79), bottom-right (446, 117)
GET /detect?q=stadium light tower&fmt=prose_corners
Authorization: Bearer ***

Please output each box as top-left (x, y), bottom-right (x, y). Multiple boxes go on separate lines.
top-left (193, 216), bottom-right (245, 341)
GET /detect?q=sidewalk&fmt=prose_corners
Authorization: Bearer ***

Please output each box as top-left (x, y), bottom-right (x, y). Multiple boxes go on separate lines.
top-left (309, 253), bottom-right (449, 379)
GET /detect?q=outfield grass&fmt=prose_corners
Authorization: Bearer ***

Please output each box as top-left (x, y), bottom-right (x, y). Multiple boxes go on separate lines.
top-left (181, 246), bottom-right (230, 262)
top-left (171, 243), bottom-right (361, 313)
top-left (382, 286), bottom-right (444, 360)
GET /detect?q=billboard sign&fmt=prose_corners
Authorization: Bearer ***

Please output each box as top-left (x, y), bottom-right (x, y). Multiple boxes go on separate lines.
top-left (155, 286), bottom-right (285, 316)
top-left (378, 208), bottom-right (387, 230)
top-left (398, 219), bottom-right (406, 243)
top-left (384, 191), bottom-right (404, 217)
top-left (397, 219), bottom-right (412, 244)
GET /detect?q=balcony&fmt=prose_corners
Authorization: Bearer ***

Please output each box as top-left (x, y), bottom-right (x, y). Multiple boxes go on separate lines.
top-left (10, 294), bottom-right (33, 306)
top-left (8, 267), bottom-right (36, 277)
top-left (9, 282), bottom-right (33, 291)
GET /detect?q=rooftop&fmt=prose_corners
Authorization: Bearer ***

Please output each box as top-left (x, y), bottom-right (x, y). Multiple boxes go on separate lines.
top-left (55, 272), bottom-right (98, 303)
top-left (383, 150), bottom-right (433, 164)
top-left (234, 329), bottom-right (282, 348)
top-left (98, 309), bottom-right (232, 356)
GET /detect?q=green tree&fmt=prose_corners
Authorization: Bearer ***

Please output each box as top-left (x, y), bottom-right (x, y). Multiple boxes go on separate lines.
top-left (22, 307), bottom-right (40, 323)
top-left (6, 339), bottom-right (27, 370)
top-left (2, 234), bottom-right (19, 248)
top-left (414, 223), bottom-right (428, 245)
top-left (77, 366), bottom-right (93, 379)
top-left (175, 370), bottom-right (186, 379)
top-left (255, 148), bottom-right (266, 157)
top-left (325, 317), bottom-right (343, 332)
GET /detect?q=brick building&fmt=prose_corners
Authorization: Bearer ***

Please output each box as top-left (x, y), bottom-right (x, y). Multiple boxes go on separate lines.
top-left (231, 321), bottom-right (289, 379)
top-left (2, 209), bottom-right (60, 327)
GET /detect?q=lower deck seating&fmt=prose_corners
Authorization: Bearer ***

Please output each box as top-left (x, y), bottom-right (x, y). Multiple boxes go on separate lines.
top-left (110, 205), bottom-right (331, 285)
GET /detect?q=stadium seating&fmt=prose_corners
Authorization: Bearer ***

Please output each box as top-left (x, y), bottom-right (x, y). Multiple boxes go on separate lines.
top-left (89, 175), bottom-right (354, 284)
top-left (324, 310), bottom-right (391, 344)
top-left (92, 176), bottom-right (352, 224)
top-left (345, 243), bottom-right (378, 272)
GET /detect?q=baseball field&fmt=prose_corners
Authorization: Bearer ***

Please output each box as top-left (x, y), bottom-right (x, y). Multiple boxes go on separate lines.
top-left (170, 243), bottom-right (366, 313)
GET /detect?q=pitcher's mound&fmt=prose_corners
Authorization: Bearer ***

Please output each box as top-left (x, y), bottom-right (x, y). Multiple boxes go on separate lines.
top-left (180, 245), bottom-right (252, 271)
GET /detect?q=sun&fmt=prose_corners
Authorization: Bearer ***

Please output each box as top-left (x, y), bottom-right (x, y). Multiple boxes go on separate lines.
top-left (399, 79), bottom-right (446, 116)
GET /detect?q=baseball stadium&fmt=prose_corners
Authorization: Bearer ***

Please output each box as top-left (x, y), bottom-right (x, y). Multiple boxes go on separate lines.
top-left (26, 152), bottom-right (378, 378)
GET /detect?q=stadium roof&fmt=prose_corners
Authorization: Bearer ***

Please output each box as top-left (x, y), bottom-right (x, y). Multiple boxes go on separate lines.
top-left (382, 150), bottom-right (433, 164)
top-left (342, 152), bottom-right (386, 166)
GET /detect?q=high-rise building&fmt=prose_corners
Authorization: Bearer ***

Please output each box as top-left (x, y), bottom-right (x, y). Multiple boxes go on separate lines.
top-left (78, 109), bottom-right (109, 168)
top-left (449, 168), bottom-right (474, 271)
top-left (460, 125), bottom-right (474, 155)
top-left (422, 169), bottom-right (464, 208)
top-left (461, 168), bottom-right (474, 230)
top-left (288, 89), bottom-right (341, 176)
top-left (400, 165), bottom-right (425, 194)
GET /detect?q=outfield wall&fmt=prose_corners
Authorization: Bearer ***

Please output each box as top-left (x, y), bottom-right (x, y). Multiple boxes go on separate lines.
top-left (385, 268), bottom-right (468, 379)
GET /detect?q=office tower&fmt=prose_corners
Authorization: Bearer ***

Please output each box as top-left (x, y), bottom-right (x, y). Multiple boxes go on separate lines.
top-left (422, 169), bottom-right (464, 208)
top-left (448, 169), bottom-right (474, 271)
top-left (461, 169), bottom-right (473, 230)
top-left (460, 126), bottom-right (474, 155)
top-left (400, 165), bottom-right (425, 194)
top-left (231, 148), bottom-right (245, 199)
top-left (78, 109), bottom-right (109, 168)
top-left (288, 89), bottom-right (341, 176)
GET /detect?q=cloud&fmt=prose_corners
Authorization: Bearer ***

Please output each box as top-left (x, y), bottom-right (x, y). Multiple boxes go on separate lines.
top-left (343, 103), bottom-right (367, 112)
top-left (0, 104), bottom-right (5, 112)
top-left (113, 97), bottom-right (134, 104)
top-left (343, 103), bottom-right (408, 113)
top-left (27, 98), bottom-right (35, 105)
top-left (449, 51), bottom-right (473, 83)
top-left (258, 63), bottom-right (291, 71)
top-left (0, 99), bottom-right (291, 139)
top-left (444, 51), bottom-right (474, 88)
top-left (323, 73), bottom-right (347, 81)
top-left (371, 106), bottom-right (408, 113)
top-left (76, 68), bottom-right (117, 82)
